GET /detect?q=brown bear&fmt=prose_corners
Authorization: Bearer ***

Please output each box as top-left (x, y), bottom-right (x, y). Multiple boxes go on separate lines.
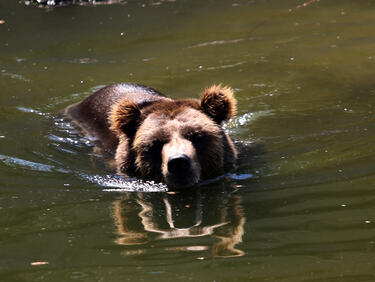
top-left (65, 83), bottom-right (237, 188)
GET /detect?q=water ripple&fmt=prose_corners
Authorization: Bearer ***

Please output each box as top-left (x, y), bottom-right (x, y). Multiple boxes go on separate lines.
top-left (0, 154), bottom-right (69, 173)
top-left (224, 110), bottom-right (274, 134)
top-left (81, 174), bottom-right (168, 192)
top-left (188, 38), bottom-right (248, 48)
top-left (16, 107), bottom-right (50, 117)
top-left (1, 70), bottom-right (31, 82)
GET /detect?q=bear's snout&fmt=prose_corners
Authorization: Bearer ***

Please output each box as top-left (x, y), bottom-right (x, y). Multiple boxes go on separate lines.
top-left (161, 134), bottom-right (200, 188)
top-left (168, 154), bottom-right (191, 175)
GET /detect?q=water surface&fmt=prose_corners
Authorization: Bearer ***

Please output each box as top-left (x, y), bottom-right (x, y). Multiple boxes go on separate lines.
top-left (1, 0), bottom-right (375, 281)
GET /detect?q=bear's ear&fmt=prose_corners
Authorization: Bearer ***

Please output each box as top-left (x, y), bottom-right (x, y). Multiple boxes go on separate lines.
top-left (109, 100), bottom-right (141, 138)
top-left (200, 84), bottom-right (236, 124)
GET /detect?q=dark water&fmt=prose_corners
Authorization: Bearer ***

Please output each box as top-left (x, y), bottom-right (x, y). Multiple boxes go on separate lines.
top-left (1, 0), bottom-right (375, 281)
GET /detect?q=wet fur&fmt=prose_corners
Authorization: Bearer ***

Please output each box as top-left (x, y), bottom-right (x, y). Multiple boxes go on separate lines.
top-left (65, 83), bottom-right (237, 187)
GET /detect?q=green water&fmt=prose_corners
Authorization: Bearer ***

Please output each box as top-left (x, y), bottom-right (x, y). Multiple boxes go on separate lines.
top-left (1, 0), bottom-right (375, 281)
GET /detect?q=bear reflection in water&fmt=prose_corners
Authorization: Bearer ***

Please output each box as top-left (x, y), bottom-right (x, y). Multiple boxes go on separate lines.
top-left (112, 185), bottom-right (245, 258)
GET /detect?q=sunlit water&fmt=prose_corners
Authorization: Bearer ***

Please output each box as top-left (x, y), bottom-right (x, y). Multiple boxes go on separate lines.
top-left (1, 0), bottom-right (375, 281)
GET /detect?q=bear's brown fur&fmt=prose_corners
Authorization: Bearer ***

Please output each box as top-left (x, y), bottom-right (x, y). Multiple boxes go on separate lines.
top-left (65, 83), bottom-right (237, 188)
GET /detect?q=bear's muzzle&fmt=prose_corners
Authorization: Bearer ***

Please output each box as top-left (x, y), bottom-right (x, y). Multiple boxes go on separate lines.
top-left (162, 133), bottom-right (200, 188)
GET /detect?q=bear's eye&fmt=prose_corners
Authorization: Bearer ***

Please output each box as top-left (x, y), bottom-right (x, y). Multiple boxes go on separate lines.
top-left (149, 140), bottom-right (164, 153)
top-left (141, 140), bottom-right (164, 174)
top-left (186, 131), bottom-right (209, 145)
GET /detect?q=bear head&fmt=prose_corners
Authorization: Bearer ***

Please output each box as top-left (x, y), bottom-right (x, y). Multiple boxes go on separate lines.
top-left (109, 85), bottom-right (236, 188)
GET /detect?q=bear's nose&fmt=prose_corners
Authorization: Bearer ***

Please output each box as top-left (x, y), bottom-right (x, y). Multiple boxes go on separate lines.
top-left (168, 154), bottom-right (191, 175)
